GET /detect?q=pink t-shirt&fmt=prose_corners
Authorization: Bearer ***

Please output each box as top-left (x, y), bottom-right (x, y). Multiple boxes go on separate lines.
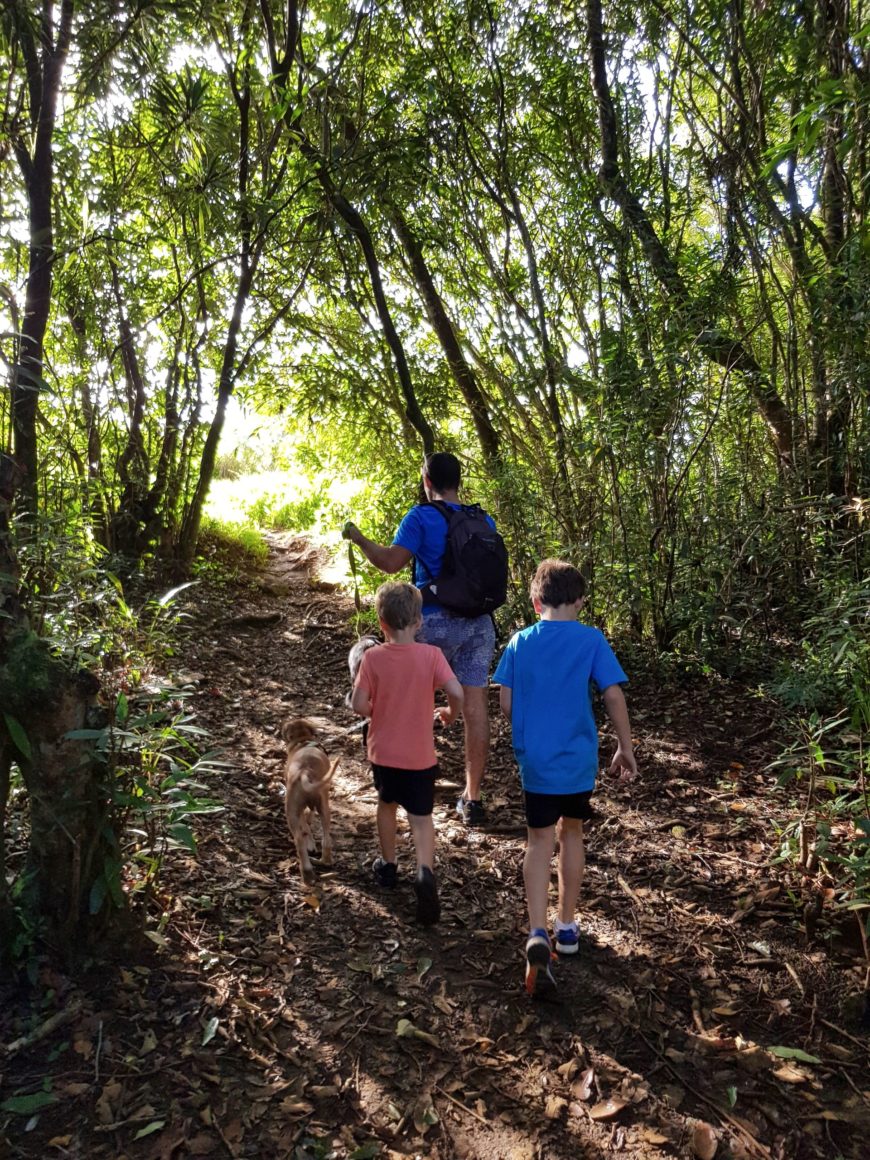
top-left (355, 642), bottom-right (455, 769)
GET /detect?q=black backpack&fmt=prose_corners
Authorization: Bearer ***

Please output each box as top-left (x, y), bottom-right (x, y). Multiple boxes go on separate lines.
top-left (420, 501), bottom-right (508, 617)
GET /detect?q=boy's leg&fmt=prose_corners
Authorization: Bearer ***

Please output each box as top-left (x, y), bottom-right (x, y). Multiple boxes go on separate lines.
top-left (376, 800), bottom-right (398, 864)
top-left (524, 824), bottom-right (557, 932)
top-left (556, 817), bottom-right (585, 925)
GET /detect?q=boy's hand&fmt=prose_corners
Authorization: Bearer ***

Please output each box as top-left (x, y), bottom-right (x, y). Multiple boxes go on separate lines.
top-left (435, 706), bottom-right (456, 725)
top-left (609, 745), bottom-right (637, 783)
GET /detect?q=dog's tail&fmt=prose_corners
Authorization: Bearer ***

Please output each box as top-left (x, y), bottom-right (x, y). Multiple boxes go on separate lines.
top-left (300, 755), bottom-right (340, 794)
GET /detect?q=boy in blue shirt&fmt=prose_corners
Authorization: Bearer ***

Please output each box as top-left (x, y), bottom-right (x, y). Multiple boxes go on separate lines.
top-left (493, 559), bottom-right (637, 998)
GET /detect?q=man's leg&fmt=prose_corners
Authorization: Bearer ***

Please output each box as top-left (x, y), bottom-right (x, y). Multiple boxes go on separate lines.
top-left (461, 684), bottom-right (489, 801)
top-left (556, 818), bottom-right (585, 925)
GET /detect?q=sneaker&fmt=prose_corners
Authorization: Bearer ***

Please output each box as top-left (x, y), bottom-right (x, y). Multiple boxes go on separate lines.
top-left (525, 929), bottom-right (557, 999)
top-left (456, 795), bottom-right (486, 826)
top-left (413, 866), bottom-right (441, 926)
top-left (372, 857), bottom-right (397, 888)
top-left (554, 922), bottom-right (579, 955)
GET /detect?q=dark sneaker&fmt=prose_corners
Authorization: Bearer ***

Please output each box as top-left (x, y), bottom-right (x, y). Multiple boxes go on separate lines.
top-left (525, 929), bottom-right (556, 999)
top-left (372, 857), bottom-right (397, 888)
top-left (456, 795), bottom-right (486, 826)
top-left (554, 923), bottom-right (579, 955)
top-left (413, 866), bottom-right (441, 925)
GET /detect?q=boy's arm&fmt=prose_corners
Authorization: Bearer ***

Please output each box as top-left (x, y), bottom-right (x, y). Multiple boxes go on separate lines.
top-left (602, 684), bottom-right (637, 779)
top-left (498, 684), bottom-right (512, 720)
top-left (436, 677), bottom-right (464, 724)
top-left (350, 684), bottom-right (372, 718)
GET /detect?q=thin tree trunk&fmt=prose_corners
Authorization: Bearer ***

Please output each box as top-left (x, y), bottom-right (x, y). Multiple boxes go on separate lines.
top-left (261, 0), bottom-right (435, 457)
top-left (389, 205), bottom-right (501, 467)
top-left (9, 0), bottom-right (75, 514)
top-left (585, 0), bottom-right (794, 465)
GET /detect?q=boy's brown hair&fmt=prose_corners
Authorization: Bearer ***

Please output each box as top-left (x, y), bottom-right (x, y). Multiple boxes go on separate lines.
top-left (376, 581), bottom-right (423, 631)
top-left (531, 558), bottom-right (587, 608)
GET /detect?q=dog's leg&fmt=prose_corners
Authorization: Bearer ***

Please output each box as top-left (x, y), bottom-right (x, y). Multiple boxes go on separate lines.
top-left (288, 801), bottom-right (316, 885)
top-left (318, 795), bottom-right (334, 867)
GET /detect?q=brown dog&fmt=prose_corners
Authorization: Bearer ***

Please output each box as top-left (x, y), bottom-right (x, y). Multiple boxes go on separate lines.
top-left (281, 717), bottom-right (338, 884)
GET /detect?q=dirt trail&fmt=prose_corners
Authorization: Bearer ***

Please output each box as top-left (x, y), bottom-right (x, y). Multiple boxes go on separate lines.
top-left (2, 534), bottom-right (869, 1159)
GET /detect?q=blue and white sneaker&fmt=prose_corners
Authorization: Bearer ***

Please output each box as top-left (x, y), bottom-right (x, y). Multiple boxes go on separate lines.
top-left (525, 929), bottom-right (556, 999)
top-left (554, 922), bottom-right (579, 955)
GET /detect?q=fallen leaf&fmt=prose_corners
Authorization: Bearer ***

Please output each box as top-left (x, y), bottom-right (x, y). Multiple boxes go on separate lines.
top-left (411, 1099), bottom-right (439, 1134)
top-left (588, 1098), bottom-right (627, 1120)
top-left (769, 1046), bottom-right (822, 1065)
top-left (641, 1129), bottom-right (670, 1144)
top-left (302, 893), bottom-right (320, 911)
top-left (571, 1068), bottom-right (595, 1101)
top-left (712, 1005), bottom-right (742, 1017)
top-left (201, 1017), bottom-right (219, 1046)
top-left (133, 1120), bottom-right (164, 1140)
top-left (140, 1029), bottom-right (157, 1055)
top-left (545, 1095), bottom-right (567, 1119)
top-left (773, 1064), bottom-right (808, 1084)
top-left (692, 1120), bottom-right (718, 1159)
top-left (396, 1019), bottom-right (439, 1048)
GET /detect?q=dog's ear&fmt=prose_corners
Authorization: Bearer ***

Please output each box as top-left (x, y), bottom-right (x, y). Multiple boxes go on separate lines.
top-left (282, 717), bottom-right (316, 745)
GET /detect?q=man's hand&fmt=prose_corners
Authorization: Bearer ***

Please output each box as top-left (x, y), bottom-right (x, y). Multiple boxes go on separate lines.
top-left (342, 521), bottom-right (361, 545)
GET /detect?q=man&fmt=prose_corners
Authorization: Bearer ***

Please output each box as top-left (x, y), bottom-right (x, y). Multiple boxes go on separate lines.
top-left (342, 452), bottom-right (497, 825)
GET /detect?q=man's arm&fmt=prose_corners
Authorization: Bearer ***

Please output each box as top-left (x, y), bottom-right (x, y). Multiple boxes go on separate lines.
top-left (498, 685), bottom-right (512, 721)
top-left (436, 677), bottom-right (464, 724)
top-left (350, 685), bottom-right (372, 717)
top-left (343, 522), bottom-right (412, 574)
top-left (601, 684), bottom-right (637, 778)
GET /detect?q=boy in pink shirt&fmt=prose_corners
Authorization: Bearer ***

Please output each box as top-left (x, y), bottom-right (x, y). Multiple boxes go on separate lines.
top-left (352, 582), bottom-right (464, 924)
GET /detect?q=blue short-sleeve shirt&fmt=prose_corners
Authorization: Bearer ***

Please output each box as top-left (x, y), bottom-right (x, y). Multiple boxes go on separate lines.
top-left (493, 620), bottom-right (627, 793)
top-left (393, 503), bottom-right (496, 613)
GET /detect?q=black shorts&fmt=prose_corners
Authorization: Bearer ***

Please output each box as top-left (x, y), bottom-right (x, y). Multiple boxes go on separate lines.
top-left (524, 790), bottom-right (594, 830)
top-left (372, 764), bottom-right (438, 817)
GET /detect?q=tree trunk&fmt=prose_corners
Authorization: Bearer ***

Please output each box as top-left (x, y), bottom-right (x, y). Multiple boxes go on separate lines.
top-left (261, 0), bottom-right (435, 457)
top-left (389, 205), bottom-right (501, 467)
top-left (585, 0), bottom-right (794, 466)
top-left (9, 0), bottom-right (75, 516)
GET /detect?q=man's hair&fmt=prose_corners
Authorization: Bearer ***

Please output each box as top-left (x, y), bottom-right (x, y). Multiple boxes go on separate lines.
top-left (376, 581), bottom-right (423, 631)
top-left (531, 558), bottom-right (587, 608)
top-left (423, 452), bottom-right (461, 493)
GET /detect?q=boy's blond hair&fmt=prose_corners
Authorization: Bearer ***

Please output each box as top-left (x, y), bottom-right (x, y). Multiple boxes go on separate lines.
top-left (531, 558), bottom-right (587, 608)
top-left (376, 581), bottom-right (423, 631)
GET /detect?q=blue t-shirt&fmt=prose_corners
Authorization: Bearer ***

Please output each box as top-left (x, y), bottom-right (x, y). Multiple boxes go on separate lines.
top-left (493, 620), bottom-right (627, 794)
top-left (393, 503), bottom-right (497, 615)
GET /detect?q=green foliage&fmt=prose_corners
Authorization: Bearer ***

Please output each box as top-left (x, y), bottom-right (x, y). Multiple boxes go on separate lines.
top-left (73, 689), bottom-right (226, 916)
top-left (195, 516), bottom-right (269, 574)
top-left (770, 711), bottom-right (870, 937)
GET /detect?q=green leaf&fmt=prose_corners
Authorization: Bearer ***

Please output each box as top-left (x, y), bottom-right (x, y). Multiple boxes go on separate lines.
top-left (3, 713), bottom-right (31, 760)
top-left (0, 1091), bottom-right (57, 1114)
top-left (769, 1046), bottom-right (822, 1064)
top-left (89, 875), bottom-right (108, 915)
top-left (202, 1016), bottom-right (219, 1046)
top-left (349, 1144), bottom-right (381, 1159)
top-left (167, 823), bottom-right (197, 852)
top-left (133, 1121), bottom-right (165, 1140)
top-left (116, 692), bottom-right (129, 724)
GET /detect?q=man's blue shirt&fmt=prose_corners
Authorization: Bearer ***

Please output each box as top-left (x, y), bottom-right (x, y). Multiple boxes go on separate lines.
top-left (393, 503), bottom-right (496, 614)
top-left (493, 620), bottom-right (627, 793)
